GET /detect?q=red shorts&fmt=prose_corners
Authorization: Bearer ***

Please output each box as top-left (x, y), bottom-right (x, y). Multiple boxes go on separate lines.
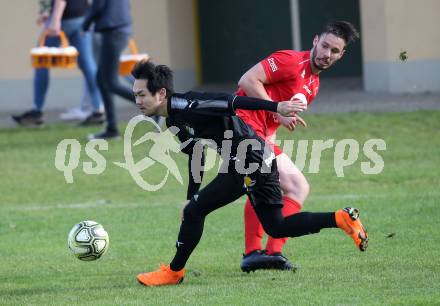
top-left (272, 143), bottom-right (283, 156)
top-left (255, 129), bottom-right (283, 157)
top-left (250, 129), bottom-right (283, 157)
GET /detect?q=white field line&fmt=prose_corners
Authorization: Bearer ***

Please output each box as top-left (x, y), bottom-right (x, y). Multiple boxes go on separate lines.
top-left (2, 192), bottom-right (439, 212)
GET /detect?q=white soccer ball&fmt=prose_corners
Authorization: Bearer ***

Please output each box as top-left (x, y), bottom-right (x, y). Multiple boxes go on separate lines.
top-left (291, 93), bottom-right (308, 109)
top-left (67, 220), bottom-right (109, 261)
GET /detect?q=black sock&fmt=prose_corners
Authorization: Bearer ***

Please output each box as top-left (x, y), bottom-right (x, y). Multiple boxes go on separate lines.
top-left (255, 206), bottom-right (337, 238)
top-left (170, 219), bottom-right (204, 271)
top-left (282, 212), bottom-right (337, 236)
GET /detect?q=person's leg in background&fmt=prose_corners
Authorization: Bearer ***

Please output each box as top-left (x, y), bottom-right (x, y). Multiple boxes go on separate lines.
top-left (60, 79), bottom-right (93, 121)
top-left (61, 31), bottom-right (103, 121)
top-left (32, 38), bottom-right (56, 112)
top-left (100, 31), bottom-right (133, 101)
top-left (62, 17), bottom-right (104, 125)
top-left (12, 34), bottom-right (59, 126)
top-left (89, 30), bottom-right (135, 139)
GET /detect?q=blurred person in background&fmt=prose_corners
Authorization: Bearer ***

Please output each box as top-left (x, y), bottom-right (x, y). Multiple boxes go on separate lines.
top-left (84, 0), bottom-right (136, 140)
top-left (12, 0), bottom-right (103, 126)
top-left (60, 26), bottom-right (104, 122)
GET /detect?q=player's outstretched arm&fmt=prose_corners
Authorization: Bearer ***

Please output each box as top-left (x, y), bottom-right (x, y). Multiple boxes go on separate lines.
top-left (232, 96), bottom-right (306, 116)
top-left (169, 92), bottom-right (304, 117)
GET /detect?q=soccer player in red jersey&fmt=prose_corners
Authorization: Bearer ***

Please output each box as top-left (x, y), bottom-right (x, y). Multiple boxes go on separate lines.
top-left (237, 21), bottom-right (360, 272)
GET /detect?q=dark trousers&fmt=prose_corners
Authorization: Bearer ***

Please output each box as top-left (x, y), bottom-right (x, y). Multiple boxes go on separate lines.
top-left (170, 170), bottom-right (336, 271)
top-left (97, 30), bottom-right (134, 132)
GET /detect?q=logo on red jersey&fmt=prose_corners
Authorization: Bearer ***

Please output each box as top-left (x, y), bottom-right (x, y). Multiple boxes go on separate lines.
top-left (303, 84), bottom-right (312, 95)
top-left (267, 57), bottom-right (278, 72)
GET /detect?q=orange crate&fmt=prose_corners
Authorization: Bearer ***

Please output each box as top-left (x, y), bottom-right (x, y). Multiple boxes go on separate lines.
top-left (119, 38), bottom-right (149, 76)
top-left (31, 31), bottom-right (78, 69)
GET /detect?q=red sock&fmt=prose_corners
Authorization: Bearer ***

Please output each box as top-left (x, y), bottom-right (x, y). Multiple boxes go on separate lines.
top-left (244, 198), bottom-right (264, 255)
top-left (265, 196), bottom-right (302, 255)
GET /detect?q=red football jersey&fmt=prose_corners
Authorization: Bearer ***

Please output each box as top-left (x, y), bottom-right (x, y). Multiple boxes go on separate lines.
top-left (236, 50), bottom-right (320, 139)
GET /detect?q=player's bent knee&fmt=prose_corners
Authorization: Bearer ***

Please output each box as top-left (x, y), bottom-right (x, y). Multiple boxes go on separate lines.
top-left (297, 176), bottom-right (310, 197)
top-left (283, 177), bottom-right (310, 204)
top-left (182, 200), bottom-right (204, 223)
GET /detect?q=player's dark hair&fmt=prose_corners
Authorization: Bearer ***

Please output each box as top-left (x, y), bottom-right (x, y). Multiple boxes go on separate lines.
top-left (321, 21), bottom-right (359, 47)
top-left (131, 59), bottom-right (174, 98)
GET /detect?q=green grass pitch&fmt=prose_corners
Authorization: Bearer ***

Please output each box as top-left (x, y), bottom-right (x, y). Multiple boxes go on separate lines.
top-left (1, 111), bottom-right (439, 305)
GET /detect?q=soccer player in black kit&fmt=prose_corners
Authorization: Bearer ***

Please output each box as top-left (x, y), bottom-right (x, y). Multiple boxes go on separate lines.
top-left (131, 60), bottom-right (368, 286)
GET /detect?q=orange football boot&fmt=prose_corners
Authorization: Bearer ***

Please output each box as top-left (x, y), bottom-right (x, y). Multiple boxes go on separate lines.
top-left (335, 207), bottom-right (368, 251)
top-left (137, 264), bottom-right (185, 286)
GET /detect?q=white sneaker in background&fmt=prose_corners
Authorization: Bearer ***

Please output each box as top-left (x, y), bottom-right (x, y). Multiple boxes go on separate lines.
top-left (60, 107), bottom-right (91, 121)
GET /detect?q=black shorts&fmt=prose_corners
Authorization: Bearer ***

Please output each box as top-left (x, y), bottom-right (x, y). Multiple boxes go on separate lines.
top-left (232, 135), bottom-right (283, 207)
top-left (243, 158), bottom-right (283, 207)
top-left (184, 135), bottom-right (283, 220)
